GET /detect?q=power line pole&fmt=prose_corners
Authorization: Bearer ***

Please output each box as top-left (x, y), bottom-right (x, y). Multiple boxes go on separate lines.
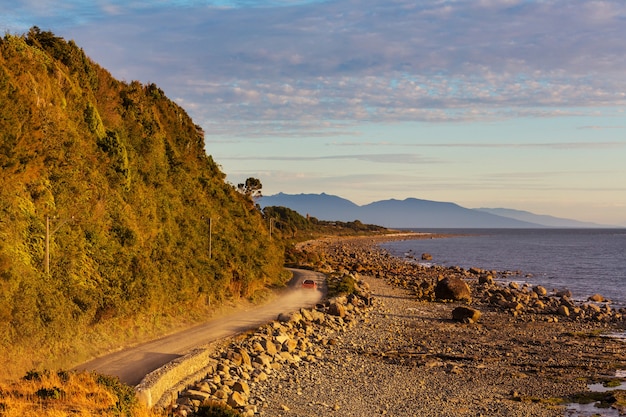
top-left (269, 218), bottom-right (275, 240)
top-left (45, 215), bottom-right (50, 275)
top-left (45, 215), bottom-right (74, 275)
top-left (209, 217), bottom-right (212, 259)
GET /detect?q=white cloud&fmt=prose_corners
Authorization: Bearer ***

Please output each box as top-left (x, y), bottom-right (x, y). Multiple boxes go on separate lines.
top-left (4, 0), bottom-right (626, 137)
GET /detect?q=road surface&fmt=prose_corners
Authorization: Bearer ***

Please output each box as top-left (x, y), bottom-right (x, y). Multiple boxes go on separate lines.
top-left (75, 269), bottom-right (325, 386)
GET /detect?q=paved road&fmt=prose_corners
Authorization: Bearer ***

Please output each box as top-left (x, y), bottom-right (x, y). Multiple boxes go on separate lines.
top-left (75, 269), bottom-right (325, 386)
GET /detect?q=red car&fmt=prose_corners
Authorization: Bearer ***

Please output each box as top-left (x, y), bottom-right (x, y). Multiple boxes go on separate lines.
top-left (302, 279), bottom-right (317, 289)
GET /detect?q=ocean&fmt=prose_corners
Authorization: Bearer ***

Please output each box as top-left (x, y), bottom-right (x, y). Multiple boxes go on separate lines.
top-left (379, 228), bottom-right (626, 308)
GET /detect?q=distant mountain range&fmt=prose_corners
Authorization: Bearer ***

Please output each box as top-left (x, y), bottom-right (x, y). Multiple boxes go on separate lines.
top-left (259, 193), bottom-right (618, 229)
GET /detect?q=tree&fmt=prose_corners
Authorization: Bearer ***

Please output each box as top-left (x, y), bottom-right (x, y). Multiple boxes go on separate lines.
top-left (237, 177), bottom-right (262, 201)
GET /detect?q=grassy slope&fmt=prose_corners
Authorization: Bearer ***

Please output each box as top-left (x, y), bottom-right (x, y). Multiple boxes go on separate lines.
top-left (0, 28), bottom-right (285, 379)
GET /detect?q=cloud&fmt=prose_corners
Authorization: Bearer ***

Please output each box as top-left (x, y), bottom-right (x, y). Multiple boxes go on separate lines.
top-left (331, 141), bottom-right (626, 150)
top-left (4, 0), bottom-right (626, 137)
top-left (222, 153), bottom-right (440, 164)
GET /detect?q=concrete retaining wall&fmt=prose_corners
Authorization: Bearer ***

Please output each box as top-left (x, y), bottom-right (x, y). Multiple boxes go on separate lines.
top-left (135, 347), bottom-right (218, 409)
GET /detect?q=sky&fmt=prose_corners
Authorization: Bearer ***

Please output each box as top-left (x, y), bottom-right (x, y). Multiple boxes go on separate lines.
top-left (2, 0), bottom-right (626, 225)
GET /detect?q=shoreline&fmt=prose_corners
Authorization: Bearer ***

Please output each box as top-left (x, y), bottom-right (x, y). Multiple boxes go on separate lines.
top-left (169, 235), bottom-right (626, 416)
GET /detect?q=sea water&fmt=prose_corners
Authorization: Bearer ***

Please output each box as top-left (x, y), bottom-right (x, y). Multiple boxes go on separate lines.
top-left (382, 228), bottom-right (626, 417)
top-left (379, 229), bottom-right (626, 308)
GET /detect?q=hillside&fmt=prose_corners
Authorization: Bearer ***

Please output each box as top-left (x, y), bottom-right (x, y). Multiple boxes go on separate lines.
top-left (475, 208), bottom-right (614, 228)
top-left (0, 28), bottom-right (285, 379)
top-left (260, 193), bottom-right (542, 228)
top-left (260, 193), bottom-right (622, 228)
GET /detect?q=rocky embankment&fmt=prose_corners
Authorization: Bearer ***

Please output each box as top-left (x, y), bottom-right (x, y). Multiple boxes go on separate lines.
top-left (168, 235), bottom-right (626, 417)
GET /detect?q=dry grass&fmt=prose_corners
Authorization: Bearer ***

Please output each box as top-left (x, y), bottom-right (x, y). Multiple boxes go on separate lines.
top-left (0, 370), bottom-right (163, 417)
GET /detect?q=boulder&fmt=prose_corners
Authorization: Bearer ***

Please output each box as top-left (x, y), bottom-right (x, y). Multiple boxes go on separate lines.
top-left (282, 339), bottom-right (298, 352)
top-left (232, 380), bottom-right (250, 395)
top-left (261, 338), bottom-right (277, 355)
top-left (254, 353), bottom-right (272, 367)
top-left (478, 275), bottom-right (494, 285)
top-left (435, 277), bottom-right (472, 302)
top-left (277, 311), bottom-right (303, 323)
top-left (421, 253), bottom-right (433, 261)
top-left (228, 391), bottom-right (247, 408)
top-left (328, 301), bottom-right (346, 317)
top-left (181, 390), bottom-right (211, 402)
top-left (452, 306), bottom-right (482, 323)
top-left (533, 285), bottom-right (547, 296)
top-left (558, 305), bottom-right (570, 317)
top-left (588, 294), bottom-right (607, 302)
top-left (236, 348), bottom-right (252, 367)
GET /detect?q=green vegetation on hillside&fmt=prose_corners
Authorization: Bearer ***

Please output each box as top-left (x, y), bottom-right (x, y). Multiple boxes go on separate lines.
top-left (0, 28), bottom-right (285, 378)
top-left (262, 205), bottom-right (388, 266)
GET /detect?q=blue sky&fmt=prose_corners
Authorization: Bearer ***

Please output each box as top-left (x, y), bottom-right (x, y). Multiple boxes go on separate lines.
top-left (3, 0), bottom-right (626, 225)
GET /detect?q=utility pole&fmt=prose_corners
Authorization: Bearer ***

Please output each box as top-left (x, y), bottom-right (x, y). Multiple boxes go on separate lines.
top-left (45, 215), bottom-right (50, 275)
top-left (45, 215), bottom-right (74, 275)
top-left (203, 216), bottom-right (219, 259)
top-left (208, 217), bottom-right (212, 259)
top-left (269, 218), bottom-right (275, 240)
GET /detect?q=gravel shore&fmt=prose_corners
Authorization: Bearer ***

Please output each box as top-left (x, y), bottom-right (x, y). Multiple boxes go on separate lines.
top-left (173, 235), bottom-right (626, 417)
top-left (251, 236), bottom-right (626, 417)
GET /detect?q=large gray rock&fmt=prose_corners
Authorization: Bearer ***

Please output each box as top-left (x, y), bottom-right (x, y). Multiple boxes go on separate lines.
top-left (435, 277), bottom-right (471, 302)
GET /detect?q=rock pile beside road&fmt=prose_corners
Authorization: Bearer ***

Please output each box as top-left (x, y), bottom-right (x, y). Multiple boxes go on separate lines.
top-left (170, 279), bottom-right (374, 417)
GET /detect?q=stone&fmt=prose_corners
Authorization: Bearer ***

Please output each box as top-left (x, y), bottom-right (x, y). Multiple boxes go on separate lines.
top-left (213, 389), bottom-right (228, 400)
top-left (556, 289), bottom-right (573, 298)
top-left (227, 351), bottom-right (243, 366)
top-left (533, 285), bottom-right (547, 296)
top-left (251, 341), bottom-right (264, 353)
top-left (300, 308), bottom-right (314, 322)
top-left (328, 301), bottom-right (346, 317)
top-left (588, 293), bottom-right (606, 302)
top-left (254, 353), bottom-right (272, 367)
top-left (194, 382), bottom-right (212, 393)
top-left (282, 339), bottom-right (298, 352)
top-left (278, 311), bottom-right (303, 323)
top-left (558, 305), bottom-right (570, 317)
top-left (237, 348), bottom-right (252, 367)
top-left (253, 370), bottom-right (268, 381)
top-left (181, 390), bottom-right (211, 402)
top-left (228, 391), bottom-right (248, 408)
top-left (479, 275), bottom-right (494, 285)
top-left (585, 303), bottom-right (602, 313)
top-left (435, 277), bottom-right (472, 302)
top-left (217, 363), bottom-right (230, 375)
top-left (261, 338), bottom-right (277, 355)
top-left (452, 306), bottom-right (482, 323)
top-left (232, 380), bottom-right (250, 395)
top-left (506, 302), bottom-right (524, 311)
top-left (421, 253), bottom-right (433, 261)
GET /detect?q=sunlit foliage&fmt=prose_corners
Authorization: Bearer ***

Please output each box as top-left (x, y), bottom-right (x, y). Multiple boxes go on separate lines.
top-left (0, 28), bottom-right (284, 378)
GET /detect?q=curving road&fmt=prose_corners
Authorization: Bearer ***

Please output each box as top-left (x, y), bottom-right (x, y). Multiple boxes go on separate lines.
top-left (75, 269), bottom-right (325, 386)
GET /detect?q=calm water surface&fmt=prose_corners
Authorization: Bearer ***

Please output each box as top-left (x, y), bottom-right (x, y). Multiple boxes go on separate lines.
top-left (380, 229), bottom-right (626, 307)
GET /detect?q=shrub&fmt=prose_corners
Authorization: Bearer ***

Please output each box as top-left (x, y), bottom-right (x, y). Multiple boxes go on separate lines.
top-left (96, 374), bottom-right (137, 417)
top-left (327, 274), bottom-right (358, 297)
top-left (196, 401), bottom-right (243, 417)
